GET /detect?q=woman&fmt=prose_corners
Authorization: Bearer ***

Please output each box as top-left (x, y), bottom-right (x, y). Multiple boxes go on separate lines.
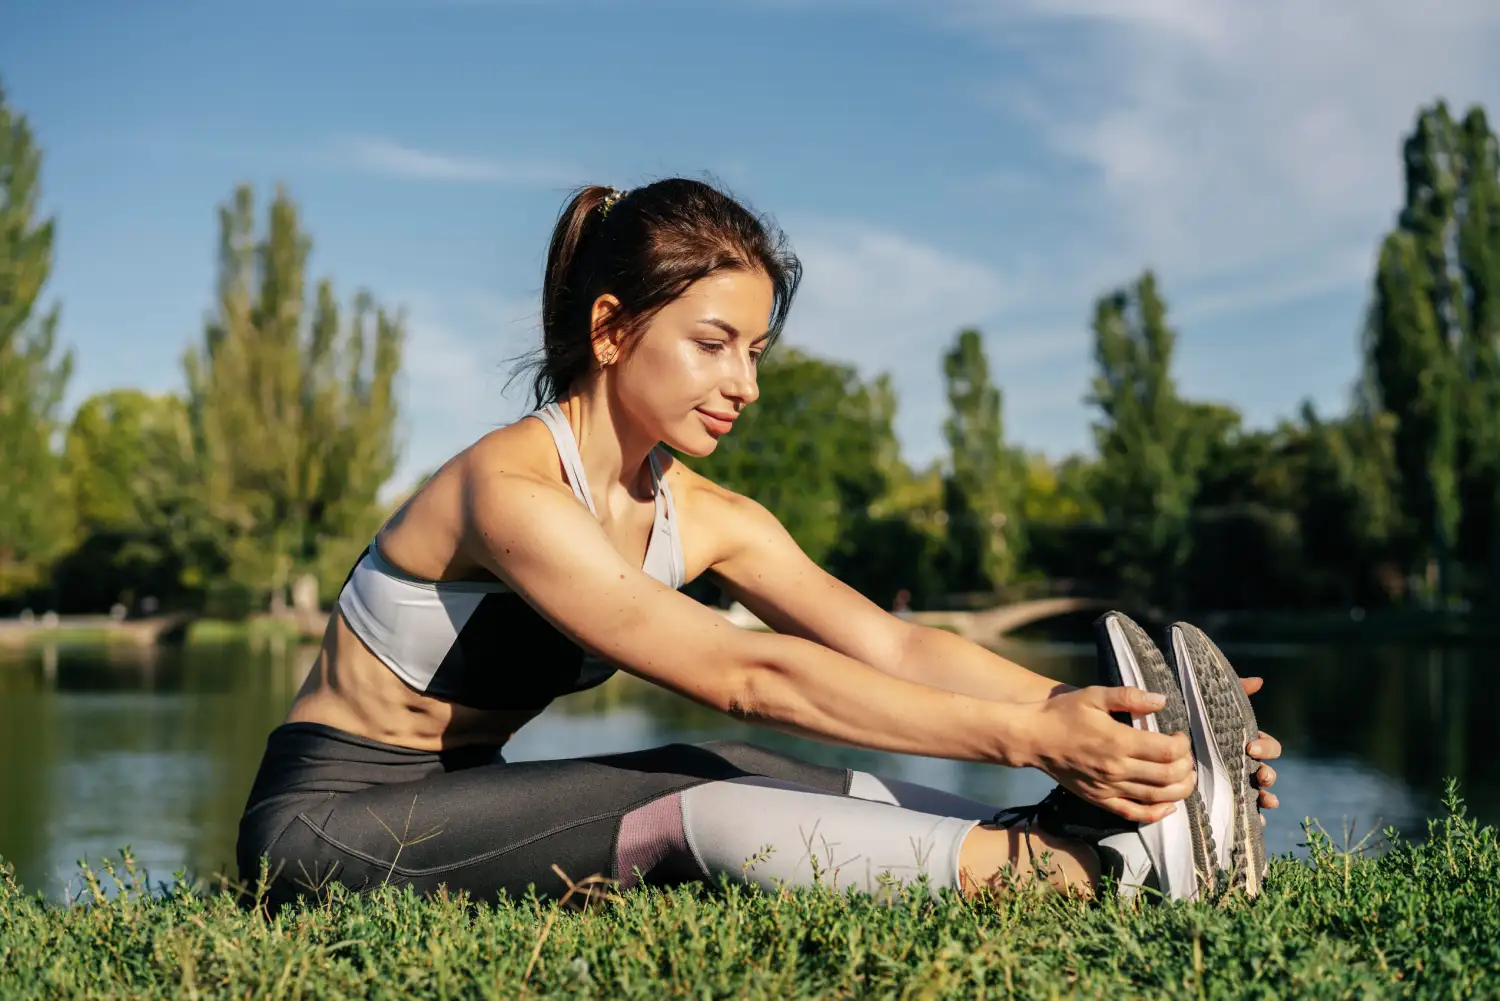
top-left (237, 179), bottom-right (1281, 910)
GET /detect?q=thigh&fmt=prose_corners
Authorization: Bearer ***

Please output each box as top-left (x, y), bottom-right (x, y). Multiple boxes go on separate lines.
top-left (256, 740), bottom-right (836, 907)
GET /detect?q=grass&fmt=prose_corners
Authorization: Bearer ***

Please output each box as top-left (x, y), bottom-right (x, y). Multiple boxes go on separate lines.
top-left (2, 783), bottom-right (1496, 999)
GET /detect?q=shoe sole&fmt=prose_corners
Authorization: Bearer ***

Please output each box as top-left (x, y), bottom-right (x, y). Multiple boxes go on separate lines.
top-left (1167, 622), bottom-right (1268, 897)
top-left (1094, 612), bottom-right (1217, 901)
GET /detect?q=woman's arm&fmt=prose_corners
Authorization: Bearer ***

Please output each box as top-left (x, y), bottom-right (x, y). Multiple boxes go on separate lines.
top-left (703, 482), bottom-right (1281, 810)
top-left (704, 486), bottom-right (1067, 703)
top-left (463, 466), bottom-right (1027, 763)
top-left (464, 466), bottom-right (1192, 821)
top-left (891, 625), bottom-right (1076, 702)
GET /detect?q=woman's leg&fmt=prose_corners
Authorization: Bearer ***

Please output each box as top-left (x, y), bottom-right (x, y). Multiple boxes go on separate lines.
top-left (837, 768), bottom-right (1101, 895)
top-left (242, 729), bottom-right (1097, 908)
top-left (678, 775), bottom-right (1099, 899)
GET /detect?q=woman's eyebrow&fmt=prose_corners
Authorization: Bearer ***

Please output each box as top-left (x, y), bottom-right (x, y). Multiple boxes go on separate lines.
top-left (699, 317), bottom-right (770, 343)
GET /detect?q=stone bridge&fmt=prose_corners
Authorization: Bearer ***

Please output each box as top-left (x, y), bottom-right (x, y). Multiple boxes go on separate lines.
top-left (719, 595), bottom-right (1125, 642)
top-left (908, 596), bottom-right (1119, 643)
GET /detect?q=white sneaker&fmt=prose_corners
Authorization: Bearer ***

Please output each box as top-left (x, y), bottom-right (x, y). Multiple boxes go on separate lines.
top-left (991, 611), bottom-right (1218, 901)
top-left (1165, 622), bottom-right (1268, 897)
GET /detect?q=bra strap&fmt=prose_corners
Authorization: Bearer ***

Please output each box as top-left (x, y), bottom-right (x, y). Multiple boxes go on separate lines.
top-left (532, 403), bottom-right (598, 517)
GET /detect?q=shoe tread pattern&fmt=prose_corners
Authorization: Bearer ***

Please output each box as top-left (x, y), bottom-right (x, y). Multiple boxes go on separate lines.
top-left (1100, 613), bottom-right (1218, 896)
top-left (1172, 622), bottom-right (1268, 896)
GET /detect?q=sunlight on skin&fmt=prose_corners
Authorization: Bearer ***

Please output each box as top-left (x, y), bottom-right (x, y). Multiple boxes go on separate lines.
top-left (957, 823), bottom-right (1102, 899)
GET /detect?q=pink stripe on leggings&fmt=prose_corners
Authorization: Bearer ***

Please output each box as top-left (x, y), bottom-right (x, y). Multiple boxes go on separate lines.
top-left (614, 792), bottom-right (688, 890)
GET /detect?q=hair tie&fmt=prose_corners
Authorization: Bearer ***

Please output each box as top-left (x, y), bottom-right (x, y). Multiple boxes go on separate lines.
top-left (600, 187), bottom-right (629, 217)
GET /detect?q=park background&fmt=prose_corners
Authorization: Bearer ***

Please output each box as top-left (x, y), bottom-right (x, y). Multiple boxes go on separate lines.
top-left (3, 1), bottom-right (1500, 902)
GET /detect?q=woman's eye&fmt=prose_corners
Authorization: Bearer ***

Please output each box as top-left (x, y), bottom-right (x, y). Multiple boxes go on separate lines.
top-left (696, 340), bottom-right (726, 354)
top-left (750, 351), bottom-right (765, 365)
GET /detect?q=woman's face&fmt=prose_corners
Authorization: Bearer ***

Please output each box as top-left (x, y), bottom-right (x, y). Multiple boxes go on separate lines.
top-left (601, 268), bottom-right (774, 457)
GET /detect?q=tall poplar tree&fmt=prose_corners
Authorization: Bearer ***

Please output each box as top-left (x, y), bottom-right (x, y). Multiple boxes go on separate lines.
top-left (184, 184), bottom-right (405, 610)
top-left (1366, 101), bottom-right (1500, 603)
top-left (1087, 270), bottom-right (1202, 605)
top-left (940, 328), bottom-right (1022, 593)
top-left (0, 80), bottom-right (74, 600)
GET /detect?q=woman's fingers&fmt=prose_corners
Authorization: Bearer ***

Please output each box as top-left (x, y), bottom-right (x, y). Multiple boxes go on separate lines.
top-left (1098, 796), bottom-right (1178, 825)
top-left (1107, 751), bottom-right (1196, 791)
top-left (1240, 676), bottom-right (1265, 696)
top-left (1115, 726), bottom-right (1193, 764)
top-left (1255, 764), bottom-right (1277, 789)
top-left (1109, 776), bottom-right (1198, 805)
top-left (1248, 732), bottom-right (1282, 761)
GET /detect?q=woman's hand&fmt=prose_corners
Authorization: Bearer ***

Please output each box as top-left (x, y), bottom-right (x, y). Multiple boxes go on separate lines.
top-left (1019, 686), bottom-right (1198, 823)
top-left (1240, 677), bottom-right (1282, 811)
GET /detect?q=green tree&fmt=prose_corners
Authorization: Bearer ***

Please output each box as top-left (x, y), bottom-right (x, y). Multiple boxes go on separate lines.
top-left (183, 184), bottom-right (405, 612)
top-left (826, 373), bottom-right (946, 609)
top-left (53, 389), bottom-right (210, 611)
top-left (0, 80), bottom-right (74, 601)
top-left (1296, 400), bottom-right (1403, 606)
top-left (939, 328), bottom-right (1022, 594)
top-left (688, 346), bottom-right (889, 568)
top-left (1366, 101), bottom-right (1500, 604)
top-left (1087, 270), bottom-right (1203, 606)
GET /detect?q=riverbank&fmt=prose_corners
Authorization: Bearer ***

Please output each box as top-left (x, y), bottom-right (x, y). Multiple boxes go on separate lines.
top-left (3, 602), bottom-right (1496, 656)
top-left (1, 788), bottom-right (1493, 998)
top-left (0, 613), bottom-right (316, 651)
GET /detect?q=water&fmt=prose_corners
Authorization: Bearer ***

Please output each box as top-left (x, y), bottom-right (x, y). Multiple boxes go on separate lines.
top-left (0, 635), bottom-right (1488, 899)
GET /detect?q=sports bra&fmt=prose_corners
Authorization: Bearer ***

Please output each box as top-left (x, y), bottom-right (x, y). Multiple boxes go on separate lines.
top-left (336, 403), bottom-right (687, 711)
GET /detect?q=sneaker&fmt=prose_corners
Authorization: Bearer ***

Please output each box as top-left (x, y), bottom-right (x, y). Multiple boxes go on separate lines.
top-left (1164, 621), bottom-right (1268, 897)
top-left (991, 611), bottom-right (1217, 901)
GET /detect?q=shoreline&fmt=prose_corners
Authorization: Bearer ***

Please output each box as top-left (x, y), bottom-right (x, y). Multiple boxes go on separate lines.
top-left (1, 603), bottom-right (1495, 654)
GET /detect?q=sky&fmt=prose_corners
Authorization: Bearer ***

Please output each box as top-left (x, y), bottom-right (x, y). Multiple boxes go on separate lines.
top-left (5, 0), bottom-right (1500, 491)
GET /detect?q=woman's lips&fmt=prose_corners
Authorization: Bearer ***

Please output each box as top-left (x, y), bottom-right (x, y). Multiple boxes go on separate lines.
top-left (697, 408), bottom-right (736, 436)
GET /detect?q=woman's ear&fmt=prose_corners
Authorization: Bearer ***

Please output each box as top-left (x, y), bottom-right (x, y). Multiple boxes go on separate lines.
top-left (590, 294), bottom-right (623, 365)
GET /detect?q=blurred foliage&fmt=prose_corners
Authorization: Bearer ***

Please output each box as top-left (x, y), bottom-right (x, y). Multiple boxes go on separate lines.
top-left (0, 80), bottom-right (74, 599)
top-left (2, 82), bottom-right (1498, 619)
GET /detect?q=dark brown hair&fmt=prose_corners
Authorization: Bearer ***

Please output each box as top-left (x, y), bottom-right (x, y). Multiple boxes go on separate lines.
top-left (518, 178), bottom-right (802, 408)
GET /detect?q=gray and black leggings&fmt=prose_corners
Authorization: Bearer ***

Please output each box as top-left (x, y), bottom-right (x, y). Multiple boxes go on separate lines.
top-left (236, 722), bottom-right (997, 910)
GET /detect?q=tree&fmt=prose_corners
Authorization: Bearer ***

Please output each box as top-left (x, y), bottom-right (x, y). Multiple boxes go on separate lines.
top-left (53, 389), bottom-right (209, 612)
top-left (687, 345), bottom-right (890, 568)
top-left (1086, 270), bottom-right (1203, 606)
top-left (826, 373), bottom-right (947, 609)
top-left (0, 80), bottom-right (74, 601)
top-left (1366, 101), bottom-right (1500, 604)
top-left (1295, 400), bottom-right (1403, 606)
top-left (183, 184), bottom-right (405, 612)
top-left (940, 328), bottom-right (1022, 594)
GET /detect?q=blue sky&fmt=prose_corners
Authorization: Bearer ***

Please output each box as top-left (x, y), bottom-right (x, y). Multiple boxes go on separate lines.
top-left (6, 0), bottom-right (1499, 491)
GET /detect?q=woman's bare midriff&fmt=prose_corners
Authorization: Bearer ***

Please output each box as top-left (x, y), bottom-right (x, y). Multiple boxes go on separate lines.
top-left (283, 612), bottom-right (544, 752)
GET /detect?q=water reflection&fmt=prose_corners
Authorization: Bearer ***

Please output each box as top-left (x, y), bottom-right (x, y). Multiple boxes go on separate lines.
top-left (0, 637), bottom-right (1488, 898)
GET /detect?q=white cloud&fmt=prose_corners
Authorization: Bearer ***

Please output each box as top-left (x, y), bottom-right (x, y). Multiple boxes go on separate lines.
top-left (329, 136), bottom-right (585, 186)
top-left (793, 0), bottom-right (1500, 456)
top-left (781, 217), bottom-right (1087, 462)
top-left (953, 0), bottom-right (1500, 309)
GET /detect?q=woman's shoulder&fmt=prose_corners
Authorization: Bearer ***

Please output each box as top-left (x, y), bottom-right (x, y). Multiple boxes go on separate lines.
top-left (654, 451), bottom-right (773, 542)
top-left (457, 418), bottom-right (578, 495)
top-left (390, 420), bottom-right (566, 530)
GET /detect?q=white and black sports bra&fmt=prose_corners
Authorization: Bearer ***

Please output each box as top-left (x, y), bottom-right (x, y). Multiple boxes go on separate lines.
top-left (336, 403), bottom-right (688, 710)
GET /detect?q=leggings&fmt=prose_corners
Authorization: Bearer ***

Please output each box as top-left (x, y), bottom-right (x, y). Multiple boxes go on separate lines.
top-left (236, 722), bottom-right (999, 910)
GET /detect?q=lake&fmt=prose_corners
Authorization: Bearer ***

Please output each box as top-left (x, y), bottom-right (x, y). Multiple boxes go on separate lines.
top-left (0, 633), bottom-right (1489, 899)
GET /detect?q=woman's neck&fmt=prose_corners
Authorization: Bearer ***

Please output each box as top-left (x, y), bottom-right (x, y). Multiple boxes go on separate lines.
top-left (554, 387), bottom-right (658, 510)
